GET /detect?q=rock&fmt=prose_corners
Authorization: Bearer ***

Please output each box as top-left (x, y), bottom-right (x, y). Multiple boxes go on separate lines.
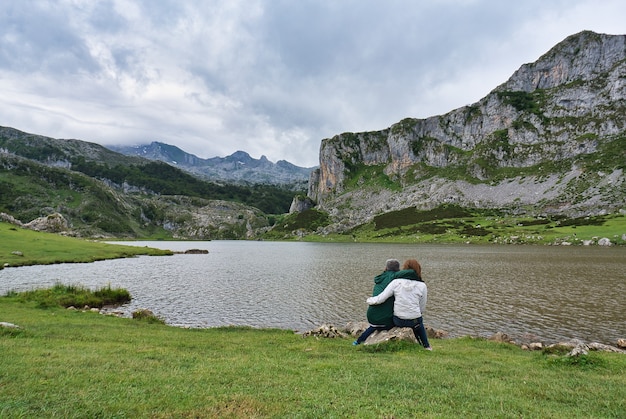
top-left (363, 327), bottom-right (417, 345)
top-left (289, 196), bottom-right (315, 213)
top-left (0, 322), bottom-right (20, 329)
top-left (338, 322), bottom-right (447, 343)
top-left (183, 249), bottom-right (209, 254)
top-left (344, 321), bottom-right (369, 337)
top-left (617, 339), bottom-right (626, 349)
top-left (132, 308), bottom-right (156, 319)
top-left (23, 212), bottom-right (69, 233)
top-left (11, 251), bottom-right (23, 256)
top-left (302, 324), bottom-right (347, 339)
top-left (489, 332), bottom-right (515, 344)
top-left (588, 342), bottom-right (626, 353)
top-left (426, 326), bottom-right (448, 339)
top-left (568, 342), bottom-right (589, 357)
top-left (0, 212), bottom-right (23, 226)
top-left (552, 339), bottom-right (584, 349)
top-left (597, 237), bottom-right (612, 246)
top-left (529, 342), bottom-right (543, 351)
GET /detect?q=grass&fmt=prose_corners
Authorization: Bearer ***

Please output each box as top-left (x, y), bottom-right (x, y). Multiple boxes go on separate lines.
top-left (1, 292), bottom-right (625, 418)
top-left (299, 207), bottom-right (626, 245)
top-left (0, 221), bottom-right (172, 269)
top-left (5, 283), bottom-right (131, 309)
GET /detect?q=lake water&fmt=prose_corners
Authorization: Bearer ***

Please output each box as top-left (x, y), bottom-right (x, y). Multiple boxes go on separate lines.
top-left (1, 241), bottom-right (624, 345)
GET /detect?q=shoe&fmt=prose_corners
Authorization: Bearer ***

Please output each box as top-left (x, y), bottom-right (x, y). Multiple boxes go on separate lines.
top-left (352, 341), bottom-right (360, 346)
top-left (425, 347), bottom-right (433, 351)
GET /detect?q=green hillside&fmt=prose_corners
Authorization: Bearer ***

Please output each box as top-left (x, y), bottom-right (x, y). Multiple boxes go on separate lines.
top-left (0, 127), bottom-right (302, 238)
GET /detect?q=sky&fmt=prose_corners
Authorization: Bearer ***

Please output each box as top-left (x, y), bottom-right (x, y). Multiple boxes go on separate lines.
top-left (1, 1), bottom-right (625, 167)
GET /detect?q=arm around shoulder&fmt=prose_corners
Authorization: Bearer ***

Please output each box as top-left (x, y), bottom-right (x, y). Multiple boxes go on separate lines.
top-left (366, 279), bottom-right (397, 305)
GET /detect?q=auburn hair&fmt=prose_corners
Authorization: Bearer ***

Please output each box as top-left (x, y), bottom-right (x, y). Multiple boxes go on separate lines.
top-left (402, 259), bottom-right (422, 278)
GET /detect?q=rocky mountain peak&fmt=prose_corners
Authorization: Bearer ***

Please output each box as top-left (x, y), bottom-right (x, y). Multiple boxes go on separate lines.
top-left (110, 144), bottom-right (315, 189)
top-left (499, 31), bottom-right (626, 91)
top-left (307, 31), bottom-right (626, 232)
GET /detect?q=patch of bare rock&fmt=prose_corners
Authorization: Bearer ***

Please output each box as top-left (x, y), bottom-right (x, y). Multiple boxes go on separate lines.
top-left (302, 322), bottom-right (626, 355)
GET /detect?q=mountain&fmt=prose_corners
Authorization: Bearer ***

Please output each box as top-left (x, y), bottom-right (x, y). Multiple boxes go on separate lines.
top-left (0, 150), bottom-right (272, 239)
top-left (0, 126), bottom-right (303, 238)
top-left (108, 142), bottom-right (315, 189)
top-left (306, 31), bottom-right (626, 233)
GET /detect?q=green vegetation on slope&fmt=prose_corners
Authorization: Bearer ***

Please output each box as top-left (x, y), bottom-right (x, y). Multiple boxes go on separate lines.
top-left (270, 204), bottom-right (626, 245)
top-left (1, 292), bottom-right (624, 418)
top-left (263, 208), bottom-right (331, 239)
top-left (354, 206), bottom-right (626, 245)
top-left (70, 158), bottom-right (299, 214)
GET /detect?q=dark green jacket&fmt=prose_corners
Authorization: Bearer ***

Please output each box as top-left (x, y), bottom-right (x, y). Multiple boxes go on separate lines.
top-left (394, 269), bottom-right (422, 281)
top-left (366, 270), bottom-right (397, 326)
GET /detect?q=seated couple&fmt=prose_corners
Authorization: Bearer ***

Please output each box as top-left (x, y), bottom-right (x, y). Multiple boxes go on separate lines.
top-left (354, 258), bottom-right (432, 350)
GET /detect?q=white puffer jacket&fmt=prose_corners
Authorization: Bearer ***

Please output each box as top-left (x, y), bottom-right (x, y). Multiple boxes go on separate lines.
top-left (366, 278), bottom-right (427, 320)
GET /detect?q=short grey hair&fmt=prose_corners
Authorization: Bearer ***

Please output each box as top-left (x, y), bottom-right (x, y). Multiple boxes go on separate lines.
top-left (385, 259), bottom-right (400, 271)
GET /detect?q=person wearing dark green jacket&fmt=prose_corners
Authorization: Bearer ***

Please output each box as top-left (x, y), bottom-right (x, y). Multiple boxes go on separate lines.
top-left (353, 259), bottom-right (400, 345)
top-left (368, 259), bottom-right (431, 350)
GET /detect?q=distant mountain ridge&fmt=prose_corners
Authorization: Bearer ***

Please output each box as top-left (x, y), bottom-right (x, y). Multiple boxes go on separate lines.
top-left (108, 142), bottom-right (315, 189)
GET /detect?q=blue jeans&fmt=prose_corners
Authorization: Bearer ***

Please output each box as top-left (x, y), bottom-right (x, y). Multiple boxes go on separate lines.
top-left (356, 324), bottom-right (393, 344)
top-left (393, 316), bottom-right (430, 348)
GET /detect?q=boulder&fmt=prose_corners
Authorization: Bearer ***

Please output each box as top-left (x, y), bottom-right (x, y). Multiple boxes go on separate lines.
top-left (340, 322), bottom-right (447, 343)
top-left (24, 213), bottom-right (69, 233)
top-left (568, 342), bottom-right (589, 357)
top-left (0, 212), bottom-right (23, 226)
top-left (362, 327), bottom-right (417, 345)
top-left (617, 339), bottom-right (626, 349)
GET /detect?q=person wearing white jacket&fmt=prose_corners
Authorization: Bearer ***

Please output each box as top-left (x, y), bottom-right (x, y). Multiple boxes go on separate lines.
top-left (366, 259), bottom-right (432, 350)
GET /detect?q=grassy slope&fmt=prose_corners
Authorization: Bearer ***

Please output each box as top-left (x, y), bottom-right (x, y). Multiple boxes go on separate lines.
top-left (283, 207), bottom-right (626, 245)
top-left (0, 222), bottom-right (171, 268)
top-left (0, 300), bottom-right (624, 418)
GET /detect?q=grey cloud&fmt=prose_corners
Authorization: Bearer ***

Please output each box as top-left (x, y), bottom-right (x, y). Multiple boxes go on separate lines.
top-left (0, 0), bottom-right (624, 167)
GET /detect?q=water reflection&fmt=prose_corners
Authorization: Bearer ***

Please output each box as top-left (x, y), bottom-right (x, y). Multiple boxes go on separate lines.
top-left (0, 241), bottom-right (624, 344)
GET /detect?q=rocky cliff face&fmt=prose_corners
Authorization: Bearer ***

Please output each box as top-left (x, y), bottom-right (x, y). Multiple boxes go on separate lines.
top-left (308, 31), bottom-right (626, 231)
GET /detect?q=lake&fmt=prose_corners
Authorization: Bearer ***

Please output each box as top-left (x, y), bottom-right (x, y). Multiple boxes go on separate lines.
top-left (1, 241), bottom-right (624, 345)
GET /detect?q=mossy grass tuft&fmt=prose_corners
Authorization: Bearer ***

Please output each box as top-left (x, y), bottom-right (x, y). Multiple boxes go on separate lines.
top-left (6, 283), bottom-right (131, 309)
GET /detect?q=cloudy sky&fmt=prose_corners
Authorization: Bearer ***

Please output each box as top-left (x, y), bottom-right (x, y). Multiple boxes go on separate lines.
top-left (1, 0), bottom-right (624, 167)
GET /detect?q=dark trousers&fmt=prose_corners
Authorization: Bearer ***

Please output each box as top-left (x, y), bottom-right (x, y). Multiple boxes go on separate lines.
top-left (393, 315), bottom-right (430, 348)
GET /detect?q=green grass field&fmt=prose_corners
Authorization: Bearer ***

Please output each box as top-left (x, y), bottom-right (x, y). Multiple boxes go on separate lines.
top-left (1, 296), bottom-right (625, 418)
top-left (1, 223), bottom-right (625, 417)
top-left (0, 221), bottom-right (172, 269)
top-left (309, 209), bottom-right (626, 245)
